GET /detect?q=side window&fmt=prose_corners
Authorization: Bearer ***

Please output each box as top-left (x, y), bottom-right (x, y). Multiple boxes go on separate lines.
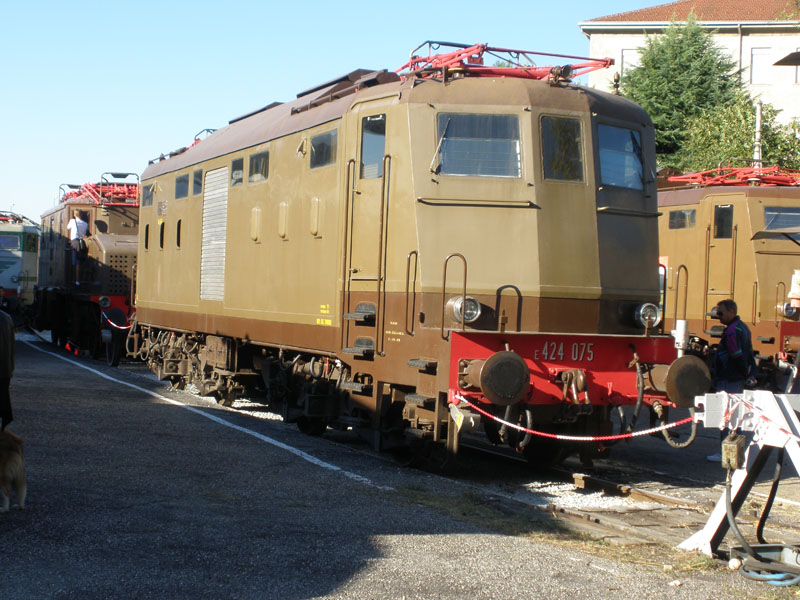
top-left (541, 116), bottom-right (583, 182)
top-left (248, 151), bottom-right (269, 183)
top-left (231, 158), bottom-right (244, 187)
top-left (714, 205), bottom-right (733, 239)
top-left (597, 124), bottom-right (644, 190)
top-left (193, 169), bottom-right (203, 195)
top-left (310, 131), bottom-right (337, 168)
top-left (175, 174), bottom-right (189, 199)
top-left (360, 114), bottom-right (386, 179)
top-left (142, 184), bottom-right (154, 207)
top-left (436, 113), bottom-right (521, 177)
top-left (668, 209), bottom-right (696, 230)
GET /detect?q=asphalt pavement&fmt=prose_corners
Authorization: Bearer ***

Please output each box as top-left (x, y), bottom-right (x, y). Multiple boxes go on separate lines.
top-left (0, 333), bottom-right (786, 599)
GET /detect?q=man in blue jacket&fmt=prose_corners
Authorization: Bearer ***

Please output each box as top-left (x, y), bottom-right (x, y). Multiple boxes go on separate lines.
top-left (707, 299), bottom-right (756, 461)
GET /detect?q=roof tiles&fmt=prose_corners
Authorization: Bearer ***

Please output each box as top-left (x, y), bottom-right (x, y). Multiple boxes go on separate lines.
top-left (586, 0), bottom-right (800, 22)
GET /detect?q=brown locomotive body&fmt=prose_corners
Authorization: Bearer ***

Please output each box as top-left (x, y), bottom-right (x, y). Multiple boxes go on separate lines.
top-left (130, 44), bottom-right (699, 464)
top-left (35, 175), bottom-right (139, 364)
top-left (659, 177), bottom-right (800, 383)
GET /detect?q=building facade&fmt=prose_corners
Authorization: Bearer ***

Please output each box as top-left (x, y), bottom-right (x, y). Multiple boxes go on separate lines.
top-left (579, 0), bottom-right (800, 124)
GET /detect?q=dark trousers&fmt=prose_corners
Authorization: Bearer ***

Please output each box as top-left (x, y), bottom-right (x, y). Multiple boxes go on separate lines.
top-left (0, 377), bottom-right (11, 430)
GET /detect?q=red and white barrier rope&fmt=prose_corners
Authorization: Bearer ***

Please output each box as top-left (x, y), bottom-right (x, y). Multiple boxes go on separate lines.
top-left (453, 394), bottom-right (694, 442)
top-left (101, 311), bottom-right (132, 331)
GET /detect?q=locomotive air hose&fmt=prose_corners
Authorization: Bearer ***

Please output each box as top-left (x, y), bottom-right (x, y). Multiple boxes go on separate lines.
top-left (659, 407), bottom-right (697, 449)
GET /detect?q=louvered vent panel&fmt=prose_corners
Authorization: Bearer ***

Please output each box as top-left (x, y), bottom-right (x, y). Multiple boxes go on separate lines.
top-left (200, 167), bottom-right (228, 301)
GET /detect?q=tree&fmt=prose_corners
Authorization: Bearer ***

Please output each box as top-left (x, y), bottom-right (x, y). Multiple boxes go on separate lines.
top-left (676, 94), bottom-right (800, 171)
top-left (620, 13), bottom-right (741, 167)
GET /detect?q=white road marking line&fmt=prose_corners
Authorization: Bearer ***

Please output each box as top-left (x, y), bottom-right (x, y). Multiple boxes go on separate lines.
top-left (21, 338), bottom-right (395, 491)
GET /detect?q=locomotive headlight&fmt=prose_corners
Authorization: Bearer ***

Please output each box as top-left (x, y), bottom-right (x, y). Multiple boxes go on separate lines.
top-left (635, 303), bottom-right (662, 328)
top-left (450, 296), bottom-right (482, 324)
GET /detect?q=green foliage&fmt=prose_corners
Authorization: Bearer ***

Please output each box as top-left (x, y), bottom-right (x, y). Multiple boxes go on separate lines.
top-left (620, 13), bottom-right (741, 166)
top-left (677, 94), bottom-right (800, 171)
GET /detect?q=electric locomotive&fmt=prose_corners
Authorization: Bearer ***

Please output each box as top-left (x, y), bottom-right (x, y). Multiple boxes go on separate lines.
top-left (0, 211), bottom-right (40, 315)
top-left (129, 43), bottom-right (706, 465)
top-left (35, 173), bottom-right (139, 364)
top-left (659, 166), bottom-right (800, 389)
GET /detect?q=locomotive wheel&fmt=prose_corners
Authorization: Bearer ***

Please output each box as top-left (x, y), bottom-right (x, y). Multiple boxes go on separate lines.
top-left (105, 334), bottom-right (123, 367)
top-left (297, 416), bottom-right (327, 436)
top-left (523, 440), bottom-right (567, 470)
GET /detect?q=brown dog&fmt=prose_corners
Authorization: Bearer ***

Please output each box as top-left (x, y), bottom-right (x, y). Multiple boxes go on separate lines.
top-left (0, 430), bottom-right (26, 512)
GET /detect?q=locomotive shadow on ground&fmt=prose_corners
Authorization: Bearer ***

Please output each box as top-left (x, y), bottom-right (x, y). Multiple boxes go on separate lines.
top-left (4, 338), bottom-right (592, 600)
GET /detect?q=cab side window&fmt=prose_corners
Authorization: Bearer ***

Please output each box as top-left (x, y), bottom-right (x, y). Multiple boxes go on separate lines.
top-left (360, 115), bottom-right (385, 179)
top-left (541, 116), bottom-right (583, 182)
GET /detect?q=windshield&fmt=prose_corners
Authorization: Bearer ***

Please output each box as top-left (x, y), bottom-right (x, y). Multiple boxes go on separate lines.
top-left (764, 206), bottom-right (800, 242)
top-left (597, 125), bottom-right (644, 190)
top-left (436, 113), bottom-right (521, 177)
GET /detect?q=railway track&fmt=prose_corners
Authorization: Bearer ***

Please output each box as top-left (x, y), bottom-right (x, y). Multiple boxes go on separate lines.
top-left (36, 337), bottom-right (800, 557)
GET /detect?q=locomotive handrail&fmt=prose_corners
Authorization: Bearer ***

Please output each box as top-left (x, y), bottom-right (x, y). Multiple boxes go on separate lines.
top-left (673, 264), bottom-right (689, 323)
top-left (440, 253), bottom-right (467, 340)
top-left (729, 225), bottom-right (738, 300)
top-left (703, 225), bottom-right (711, 331)
top-left (405, 250), bottom-right (418, 336)
top-left (375, 154), bottom-right (391, 357)
top-left (752, 281), bottom-right (758, 326)
top-left (776, 281), bottom-right (786, 328)
top-left (341, 159), bottom-right (356, 351)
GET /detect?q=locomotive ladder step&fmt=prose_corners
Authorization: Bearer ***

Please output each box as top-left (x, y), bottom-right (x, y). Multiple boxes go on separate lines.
top-left (757, 336), bottom-right (776, 344)
top-left (339, 381), bottom-right (371, 393)
top-left (343, 302), bottom-right (376, 323)
top-left (342, 337), bottom-right (375, 357)
top-left (407, 358), bottom-right (438, 371)
top-left (405, 393), bottom-right (435, 406)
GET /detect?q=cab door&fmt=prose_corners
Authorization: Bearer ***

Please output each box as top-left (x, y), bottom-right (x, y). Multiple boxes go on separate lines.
top-left (342, 111), bottom-right (388, 356)
top-left (705, 200), bottom-right (741, 323)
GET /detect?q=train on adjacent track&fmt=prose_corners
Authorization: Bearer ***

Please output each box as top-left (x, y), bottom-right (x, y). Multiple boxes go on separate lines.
top-left (33, 174), bottom-right (139, 364)
top-left (658, 166), bottom-right (800, 390)
top-left (0, 211), bottom-right (40, 315)
top-left (122, 42), bottom-right (712, 466)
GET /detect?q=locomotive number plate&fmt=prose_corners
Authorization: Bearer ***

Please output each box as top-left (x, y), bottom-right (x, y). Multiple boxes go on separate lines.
top-left (535, 342), bottom-right (594, 362)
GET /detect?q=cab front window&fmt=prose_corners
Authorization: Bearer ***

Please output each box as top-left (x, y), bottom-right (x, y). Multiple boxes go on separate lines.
top-left (436, 113), bottom-right (520, 177)
top-left (597, 124), bottom-right (644, 190)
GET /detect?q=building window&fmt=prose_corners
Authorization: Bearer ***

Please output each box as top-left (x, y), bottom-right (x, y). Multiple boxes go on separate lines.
top-left (310, 131), bottom-right (337, 168)
top-left (668, 209), bottom-right (696, 230)
top-left (597, 124), bottom-right (644, 190)
top-left (231, 158), bottom-right (244, 187)
top-left (621, 49), bottom-right (641, 74)
top-left (193, 169), bottom-right (203, 195)
top-left (714, 205), bottom-right (734, 239)
top-left (142, 184), bottom-right (154, 207)
top-left (360, 114), bottom-right (386, 179)
top-left (175, 174), bottom-right (189, 199)
top-left (541, 116), bottom-right (583, 182)
top-left (248, 151), bottom-right (269, 183)
top-left (750, 47), bottom-right (772, 85)
top-left (436, 113), bottom-right (521, 177)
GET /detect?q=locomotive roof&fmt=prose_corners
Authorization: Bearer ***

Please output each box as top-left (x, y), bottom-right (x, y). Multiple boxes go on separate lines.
top-left (142, 69), bottom-right (650, 181)
top-left (659, 185), bottom-right (800, 207)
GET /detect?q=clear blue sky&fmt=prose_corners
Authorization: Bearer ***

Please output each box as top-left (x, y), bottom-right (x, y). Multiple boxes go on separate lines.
top-left (1, 0), bottom-right (657, 223)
